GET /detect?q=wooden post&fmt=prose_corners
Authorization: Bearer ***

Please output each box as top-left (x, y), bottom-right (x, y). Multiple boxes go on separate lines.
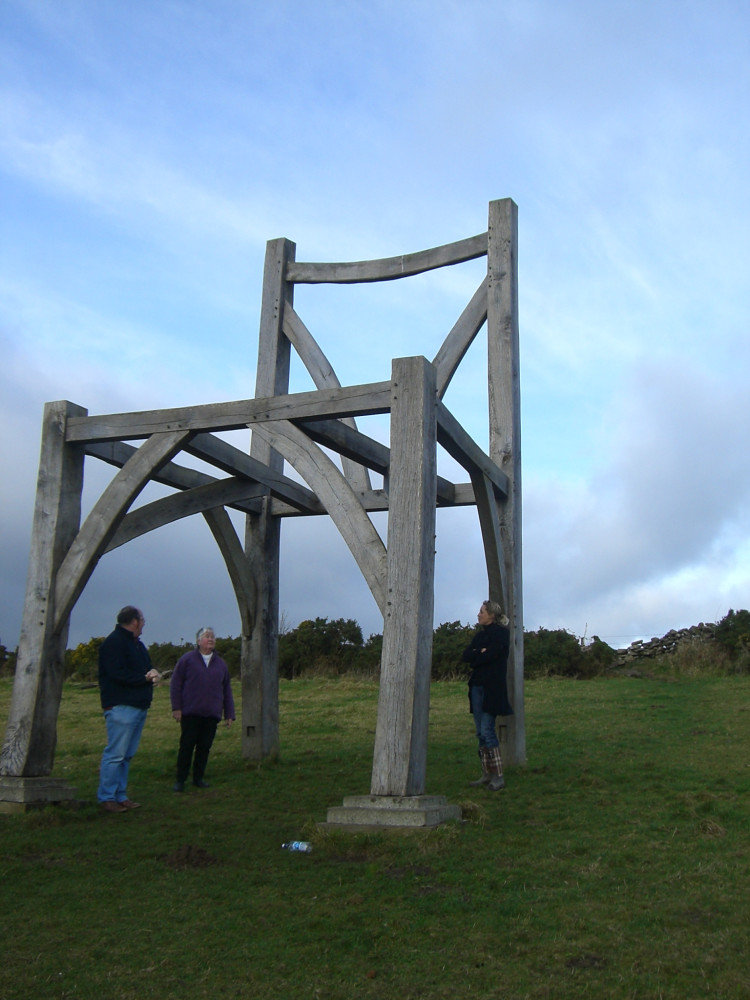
top-left (371, 357), bottom-right (437, 796)
top-left (0, 401), bottom-right (85, 778)
top-left (242, 237), bottom-right (295, 760)
top-left (487, 198), bottom-right (525, 766)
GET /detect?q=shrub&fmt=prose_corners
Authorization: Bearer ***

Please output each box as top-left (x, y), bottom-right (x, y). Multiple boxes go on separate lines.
top-left (431, 621), bottom-right (476, 679)
top-left (714, 609), bottom-right (750, 663)
top-left (278, 617), bottom-right (364, 678)
top-left (64, 637), bottom-right (105, 681)
top-left (524, 627), bottom-right (586, 679)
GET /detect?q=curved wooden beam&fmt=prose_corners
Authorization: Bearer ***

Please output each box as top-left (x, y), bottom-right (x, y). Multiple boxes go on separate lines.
top-left (432, 277), bottom-right (488, 399)
top-left (286, 232), bottom-right (487, 285)
top-left (202, 506), bottom-right (256, 638)
top-left (283, 305), bottom-right (372, 493)
top-left (105, 478), bottom-right (266, 551)
top-left (53, 429), bottom-right (190, 631)
top-left (471, 471), bottom-right (508, 610)
top-left (252, 422), bottom-right (387, 615)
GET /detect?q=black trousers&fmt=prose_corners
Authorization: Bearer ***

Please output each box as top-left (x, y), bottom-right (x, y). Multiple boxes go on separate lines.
top-left (176, 715), bottom-right (219, 783)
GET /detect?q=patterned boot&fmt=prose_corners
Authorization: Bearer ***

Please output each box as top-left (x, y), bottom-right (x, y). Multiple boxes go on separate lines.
top-left (469, 748), bottom-right (491, 786)
top-left (485, 746), bottom-right (505, 791)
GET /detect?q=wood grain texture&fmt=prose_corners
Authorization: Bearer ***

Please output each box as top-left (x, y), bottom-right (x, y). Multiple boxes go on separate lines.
top-left (53, 430), bottom-right (190, 632)
top-left (287, 232), bottom-right (487, 284)
top-left (371, 358), bottom-right (437, 796)
top-left (0, 402), bottom-right (86, 777)
top-left (252, 421), bottom-right (388, 614)
top-left (487, 198), bottom-right (525, 765)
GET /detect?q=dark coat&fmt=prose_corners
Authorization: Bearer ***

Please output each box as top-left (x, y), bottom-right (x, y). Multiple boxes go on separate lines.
top-left (98, 624), bottom-right (154, 711)
top-left (462, 622), bottom-right (513, 717)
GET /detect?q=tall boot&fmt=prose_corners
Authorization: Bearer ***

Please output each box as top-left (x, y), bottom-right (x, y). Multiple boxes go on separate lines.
top-left (485, 746), bottom-right (505, 791)
top-left (469, 747), bottom-right (491, 786)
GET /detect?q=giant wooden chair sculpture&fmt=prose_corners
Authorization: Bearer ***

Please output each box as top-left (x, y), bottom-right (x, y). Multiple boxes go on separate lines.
top-left (0, 198), bottom-right (524, 822)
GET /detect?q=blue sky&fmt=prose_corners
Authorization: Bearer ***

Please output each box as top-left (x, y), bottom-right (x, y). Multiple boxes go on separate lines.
top-left (1, 0), bottom-right (748, 650)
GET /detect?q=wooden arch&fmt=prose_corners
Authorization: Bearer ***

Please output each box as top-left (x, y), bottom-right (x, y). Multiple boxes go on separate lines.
top-left (0, 198), bottom-right (524, 812)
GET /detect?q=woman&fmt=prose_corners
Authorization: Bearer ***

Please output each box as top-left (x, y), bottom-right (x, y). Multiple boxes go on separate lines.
top-left (462, 600), bottom-right (513, 791)
top-left (170, 627), bottom-right (235, 791)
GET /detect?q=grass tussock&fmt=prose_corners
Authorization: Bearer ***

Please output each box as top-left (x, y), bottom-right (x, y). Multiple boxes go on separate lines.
top-left (1, 674), bottom-right (750, 999)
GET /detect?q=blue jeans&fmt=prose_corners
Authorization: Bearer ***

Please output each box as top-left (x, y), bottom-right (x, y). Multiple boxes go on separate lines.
top-left (470, 685), bottom-right (499, 750)
top-left (98, 704), bottom-right (148, 802)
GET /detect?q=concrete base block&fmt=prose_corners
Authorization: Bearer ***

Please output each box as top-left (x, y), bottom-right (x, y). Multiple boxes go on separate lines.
top-left (323, 794), bottom-right (462, 829)
top-left (0, 776), bottom-right (80, 813)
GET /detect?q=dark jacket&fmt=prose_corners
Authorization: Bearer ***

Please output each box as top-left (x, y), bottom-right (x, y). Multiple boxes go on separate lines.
top-left (462, 622), bottom-right (513, 717)
top-left (98, 625), bottom-right (154, 711)
top-left (170, 649), bottom-right (235, 722)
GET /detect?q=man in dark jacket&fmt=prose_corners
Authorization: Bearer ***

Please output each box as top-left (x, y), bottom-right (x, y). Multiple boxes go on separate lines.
top-left (97, 606), bottom-right (160, 812)
top-left (170, 627), bottom-right (235, 792)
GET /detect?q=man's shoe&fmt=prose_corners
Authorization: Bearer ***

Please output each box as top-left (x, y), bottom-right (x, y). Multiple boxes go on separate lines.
top-left (120, 799), bottom-right (141, 809)
top-left (173, 781), bottom-right (185, 793)
top-left (100, 801), bottom-right (128, 813)
top-left (487, 775), bottom-right (505, 792)
top-left (193, 780), bottom-right (210, 788)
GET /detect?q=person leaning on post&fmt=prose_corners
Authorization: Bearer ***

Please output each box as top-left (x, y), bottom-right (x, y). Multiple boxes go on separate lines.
top-left (462, 599), bottom-right (513, 791)
top-left (170, 627), bottom-right (235, 792)
top-left (97, 605), bottom-right (161, 813)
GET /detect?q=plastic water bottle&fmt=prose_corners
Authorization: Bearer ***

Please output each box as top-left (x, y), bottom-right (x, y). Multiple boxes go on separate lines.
top-left (282, 840), bottom-right (312, 853)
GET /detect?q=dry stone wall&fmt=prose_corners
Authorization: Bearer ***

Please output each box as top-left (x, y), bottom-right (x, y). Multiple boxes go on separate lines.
top-left (614, 623), bottom-right (716, 667)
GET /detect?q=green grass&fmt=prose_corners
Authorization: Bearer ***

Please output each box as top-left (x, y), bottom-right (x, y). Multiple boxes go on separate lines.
top-left (1, 674), bottom-right (749, 999)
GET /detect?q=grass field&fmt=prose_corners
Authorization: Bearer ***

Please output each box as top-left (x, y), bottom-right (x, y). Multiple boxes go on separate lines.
top-left (1, 673), bottom-right (749, 999)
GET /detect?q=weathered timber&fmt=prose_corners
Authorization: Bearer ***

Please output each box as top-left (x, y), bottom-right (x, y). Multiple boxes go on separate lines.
top-left (105, 478), bottom-right (266, 551)
top-left (65, 381), bottom-right (392, 443)
top-left (487, 198), bottom-right (525, 766)
top-left (287, 232), bottom-right (488, 284)
top-left (268, 482), bottom-right (476, 517)
top-left (203, 506), bottom-right (256, 639)
top-left (371, 357), bottom-right (437, 796)
top-left (436, 402), bottom-right (509, 497)
top-left (296, 417), bottom-right (456, 504)
top-left (433, 277), bottom-right (489, 398)
top-left (252, 421), bottom-right (388, 614)
top-left (0, 402), bottom-right (85, 777)
top-left (471, 471), bottom-right (508, 608)
top-left (53, 431), bottom-right (190, 632)
top-left (3, 199), bottom-right (525, 815)
top-left (283, 305), bottom-right (372, 492)
top-left (242, 237), bottom-right (295, 762)
top-left (186, 432), bottom-right (323, 513)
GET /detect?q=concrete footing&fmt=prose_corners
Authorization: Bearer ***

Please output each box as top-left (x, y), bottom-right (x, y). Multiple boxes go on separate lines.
top-left (0, 776), bottom-right (80, 813)
top-left (323, 794), bottom-right (462, 830)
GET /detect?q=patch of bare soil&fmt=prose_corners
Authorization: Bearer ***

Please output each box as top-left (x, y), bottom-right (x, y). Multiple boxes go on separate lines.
top-left (161, 844), bottom-right (219, 869)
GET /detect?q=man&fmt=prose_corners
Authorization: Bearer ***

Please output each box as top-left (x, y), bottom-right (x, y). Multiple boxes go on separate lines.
top-left (170, 627), bottom-right (235, 792)
top-left (97, 606), bottom-right (160, 813)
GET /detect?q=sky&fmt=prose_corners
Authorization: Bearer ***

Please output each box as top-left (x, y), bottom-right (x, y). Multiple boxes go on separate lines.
top-left (1, 0), bottom-right (748, 653)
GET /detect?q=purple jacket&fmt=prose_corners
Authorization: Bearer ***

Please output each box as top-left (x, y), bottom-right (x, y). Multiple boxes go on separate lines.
top-left (170, 649), bottom-right (235, 722)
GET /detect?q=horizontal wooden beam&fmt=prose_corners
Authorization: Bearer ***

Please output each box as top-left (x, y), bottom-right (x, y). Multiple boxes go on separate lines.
top-left (436, 402), bottom-right (509, 499)
top-left (186, 433), bottom-right (324, 514)
top-left (286, 233), bottom-right (488, 285)
top-left (66, 382), bottom-right (392, 444)
top-left (297, 417), bottom-right (456, 504)
top-left (85, 441), bottom-right (265, 516)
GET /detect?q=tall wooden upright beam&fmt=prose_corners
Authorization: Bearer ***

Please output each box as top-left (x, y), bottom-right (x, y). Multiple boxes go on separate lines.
top-left (371, 357), bottom-right (438, 796)
top-left (0, 402), bottom-right (85, 778)
top-left (487, 198), bottom-right (525, 765)
top-left (242, 237), bottom-right (296, 760)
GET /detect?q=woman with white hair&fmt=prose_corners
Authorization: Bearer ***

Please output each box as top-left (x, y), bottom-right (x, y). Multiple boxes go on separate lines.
top-left (170, 627), bottom-right (235, 792)
top-left (462, 600), bottom-right (513, 791)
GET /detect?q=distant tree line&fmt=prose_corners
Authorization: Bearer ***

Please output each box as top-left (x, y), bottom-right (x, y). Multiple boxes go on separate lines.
top-left (1, 609), bottom-right (748, 682)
